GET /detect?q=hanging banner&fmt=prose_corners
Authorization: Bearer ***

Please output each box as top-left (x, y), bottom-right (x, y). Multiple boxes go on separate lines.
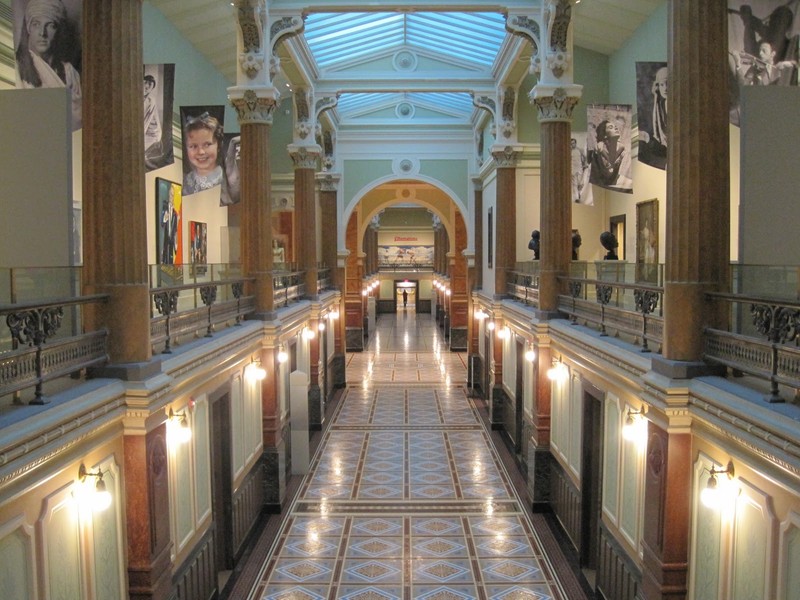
top-left (587, 104), bottom-right (634, 194)
top-left (636, 62), bottom-right (668, 171)
top-left (180, 105), bottom-right (226, 199)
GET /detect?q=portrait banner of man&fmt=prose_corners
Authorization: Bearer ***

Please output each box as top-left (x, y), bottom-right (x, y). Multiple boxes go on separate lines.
top-left (180, 105), bottom-right (226, 199)
top-left (587, 104), bottom-right (634, 194)
top-left (728, 1), bottom-right (800, 126)
top-left (570, 131), bottom-right (593, 205)
top-left (156, 177), bottom-right (182, 266)
top-left (144, 63), bottom-right (175, 172)
top-left (636, 62), bottom-right (668, 171)
top-left (12, 0), bottom-right (83, 131)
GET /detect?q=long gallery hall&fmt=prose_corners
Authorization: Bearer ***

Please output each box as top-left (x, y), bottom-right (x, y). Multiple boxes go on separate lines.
top-left (230, 311), bottom-right (591, 599)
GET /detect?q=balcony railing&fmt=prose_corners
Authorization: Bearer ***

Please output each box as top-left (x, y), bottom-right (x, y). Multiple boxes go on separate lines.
top-left (0, 294), bottom-right (109, 404)
top-left (704, 291), bottom-right (800, 402)
top-left (273, 268), bottom-right (305, 307)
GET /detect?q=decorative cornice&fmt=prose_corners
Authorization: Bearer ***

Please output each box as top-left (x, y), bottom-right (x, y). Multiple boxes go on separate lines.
top-left (229, 88), bottom-right (280, 125)
top-left (544, 0), bottom-right (572, 78)
top-left (506, 13), bottom-right (541, 75)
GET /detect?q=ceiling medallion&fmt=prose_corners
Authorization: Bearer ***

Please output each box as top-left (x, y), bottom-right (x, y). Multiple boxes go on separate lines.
top-left (393, 50), bottom-right (419, 72)
top-left (396, 102), bottom-right (415, 119)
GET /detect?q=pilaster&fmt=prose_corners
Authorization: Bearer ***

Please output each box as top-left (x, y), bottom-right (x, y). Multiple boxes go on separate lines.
top-left (490, 147), bottom-right (521, 297)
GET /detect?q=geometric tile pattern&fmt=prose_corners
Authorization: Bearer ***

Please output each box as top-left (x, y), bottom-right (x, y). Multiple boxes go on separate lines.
top-left (247, 313), bottom-right (572, 599)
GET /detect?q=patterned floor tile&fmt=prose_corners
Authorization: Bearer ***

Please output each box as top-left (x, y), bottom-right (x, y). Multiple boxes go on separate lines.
top-left (245, 314), bottom-right (573, 599)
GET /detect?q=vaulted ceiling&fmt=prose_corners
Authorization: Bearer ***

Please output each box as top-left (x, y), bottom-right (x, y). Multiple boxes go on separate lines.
top-left (149, 0), bottom-right (665, 125)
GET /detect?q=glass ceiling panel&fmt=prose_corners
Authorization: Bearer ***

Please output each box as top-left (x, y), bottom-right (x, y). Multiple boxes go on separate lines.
top-left (304, 12), bottom-right (507, 69)
top-left (337, 92), bottom-right (474, 118)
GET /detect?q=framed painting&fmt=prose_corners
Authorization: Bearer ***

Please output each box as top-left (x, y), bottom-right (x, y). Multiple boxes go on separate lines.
top-left (190, 221), bottom-right (208, 275)
top-left (487, 207), bottom-right (493, 269)
top-left (636, 199), bottom-right (658, 283)
top-left (156, 177), bottom-right (182, 265)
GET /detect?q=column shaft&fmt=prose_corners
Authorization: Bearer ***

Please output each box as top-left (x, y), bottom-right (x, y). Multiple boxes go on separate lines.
top-left (538, 121), bottom-right (572, 312)
top-left (295, 167), bottom-right (318, 296)
top-left (494, 167), bottom-right (516, 296)
top-left (240, 123), bottom-right (274, 314)
top-left (82, 0), bottom-right (150, 364)
top-left (663, 0), bottom-right (730, 361)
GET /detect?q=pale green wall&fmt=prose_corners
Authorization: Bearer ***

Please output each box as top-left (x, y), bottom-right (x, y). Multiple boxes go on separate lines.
top-left (344, 160), bottom-right (394, 201)
top-left (421, 159), bottom-right (468, 200)
top-left (343, 159), bottom-right (468, 206)
top-left (143, 3), bottom-right (238, 133)
top-left (608, 1), bottom-right (668, 106)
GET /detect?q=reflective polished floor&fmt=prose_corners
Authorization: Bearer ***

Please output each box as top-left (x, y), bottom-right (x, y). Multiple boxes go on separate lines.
top-left (246, 310), bottom-right (576, 600)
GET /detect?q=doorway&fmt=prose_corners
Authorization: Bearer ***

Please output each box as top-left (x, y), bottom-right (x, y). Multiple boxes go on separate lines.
top-left (580, 383), bottom-right (604, 588)
top-left (609, 214), bottom-right (626, 260)
top-left (210, 387), bottom-right (234, 582)
top-left (395, 280), bottom-right (417, 311)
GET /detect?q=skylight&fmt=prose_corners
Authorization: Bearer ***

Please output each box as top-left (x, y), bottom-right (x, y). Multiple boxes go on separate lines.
top-left (304, 12), bottom-right (508, 69)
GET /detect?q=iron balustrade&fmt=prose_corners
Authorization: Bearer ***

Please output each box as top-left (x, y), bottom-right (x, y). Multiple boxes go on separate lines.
top-left (507, 270), bottom-right (540, 306)
top-left (0, 295), bottom-right (109, 403)
top-left (704, 291), bottom-right (800, 402)
top-left (150, 278), bottom-right (253, 354)
top-left (557, 276), bottom-right (664, 353)
top-left (272, 270), bottom-right (306, 307)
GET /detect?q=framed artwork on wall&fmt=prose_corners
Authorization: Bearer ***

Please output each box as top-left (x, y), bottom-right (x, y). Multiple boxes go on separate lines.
top-left (156, 177), bottom-right (182, 266)
top-left (488, 207), bottom-right (493, 269)
top-left (636, 199), bottom-right (658, 283)
top-left (190, 221), bottom-right (207, 275)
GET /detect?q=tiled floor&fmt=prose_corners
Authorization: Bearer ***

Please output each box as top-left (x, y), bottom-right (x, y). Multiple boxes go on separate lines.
top-left (246, 311), bottom-right (576, 600)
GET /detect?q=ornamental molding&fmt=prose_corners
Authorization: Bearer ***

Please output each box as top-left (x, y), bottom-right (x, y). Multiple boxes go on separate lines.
top-left (491, 145), bottom-right (522, 168)
top-left (316, 172), bottom-right (341, 192)
top-left (531, 86), bottom-right (581, 123)
top-left (544, 0), bottom-right (572, 78)
top-left (506, 13), bottom-right (541, 75)
top-left (229, 88), bottom-right (279, 125)
top-left (288, 144), bottom-right (322, 169)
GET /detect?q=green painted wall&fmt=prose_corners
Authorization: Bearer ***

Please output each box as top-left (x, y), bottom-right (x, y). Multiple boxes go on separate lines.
top-left (609, 2), bottom-right (668, 106)
top-left (143, 3), bottom-right (238, 133)
top-left (344, 160), bottom-right (395, 201)
top-left (421, 159), bottom-right (468, 201)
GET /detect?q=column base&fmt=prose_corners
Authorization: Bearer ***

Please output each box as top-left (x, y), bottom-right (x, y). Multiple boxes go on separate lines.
top-left (262, 440), bottom-right (287, 512)
top-left (651, 356), bottom-right (726, 379)
top-left (449, 327), bottom-right (467, 351)
top-left (527, 440), bottom-right (552, 511)
top-left (331, 353), bottom-right (346, 388)
top-left (309, 384), bottom-right (322, 431)
top-left (346, 328), bottom-right (364, 351)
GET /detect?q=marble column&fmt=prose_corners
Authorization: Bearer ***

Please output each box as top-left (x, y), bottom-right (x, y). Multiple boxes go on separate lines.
top-left (532, 91), bottom-right (580, 314)
top-left (319, 174), bottom-right (346, 387)
top-left (231, 92), bottom-right (278, 318)
top-left (82, 0), bottom-right (151, 366)
top-left (660, 0), bottom-right (730, 368)
top-left (491, 149), bottom-right (519, 299)
top-left (290, 146), bottom-right (321, 298)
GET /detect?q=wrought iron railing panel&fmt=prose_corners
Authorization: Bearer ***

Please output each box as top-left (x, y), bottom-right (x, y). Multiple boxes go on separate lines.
top-left (0, 330), bottom-right (108, 399)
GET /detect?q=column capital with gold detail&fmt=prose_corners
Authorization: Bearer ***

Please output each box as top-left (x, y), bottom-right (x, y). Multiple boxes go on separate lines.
top-left (229, 87), bottom-right (280, 125)
top-left (317, 172), bottom-right (341, 192)
top-left (491, 145), bottom-right (523, 168)
top-left (288, 144), bottom-right (322, 169)
top-left (531, 84), bottom-right (582, 123)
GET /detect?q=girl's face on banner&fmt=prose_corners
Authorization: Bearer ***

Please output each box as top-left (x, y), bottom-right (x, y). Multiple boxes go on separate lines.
top-left (186, 128), bottom-right (218, 175)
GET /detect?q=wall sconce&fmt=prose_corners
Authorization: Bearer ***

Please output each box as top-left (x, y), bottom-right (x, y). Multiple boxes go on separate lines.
top-left (245, 357), bottom-right (266, 381)
top-left (524, 344), bottom-right (536, 362)
top-left (362, 289), bottom-right (368, 296)
top-left (168, 407), bottom-right (192, 444)
top-left (318, 321), bottom-right (326, 332)
top-left (487, 320), bottom-right (496, 331)
top-left (329, 309), bottom-right (340, 320)
top-left (277, 346), bottom-right (289, 363)
top-left (701, 462), bottom-right (735, 509)
top-left (497, 326), bottom-right (509, 340)
top-left (303, 327), bottom-right (316, 340)
top-left (78, 465), bottom-right (112, 512)
top-left (547, 358), bottom-right (569, 382)
top-left (475, 308), bottom-right (487, 320)
top-left (445, 288), bottom-right (452, 297)
top-left (622, 406), bottom-right (647, 444)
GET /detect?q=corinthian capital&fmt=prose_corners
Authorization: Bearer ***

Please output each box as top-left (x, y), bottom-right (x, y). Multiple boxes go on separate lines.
top-left (288, 144), bottom-right (322, 169)
top-left (229, 88), bottom-right (280, 125)
top-left (531, 84), bottom-right (582, 123)
top-left (491, 145), bottom-right (522, 168)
